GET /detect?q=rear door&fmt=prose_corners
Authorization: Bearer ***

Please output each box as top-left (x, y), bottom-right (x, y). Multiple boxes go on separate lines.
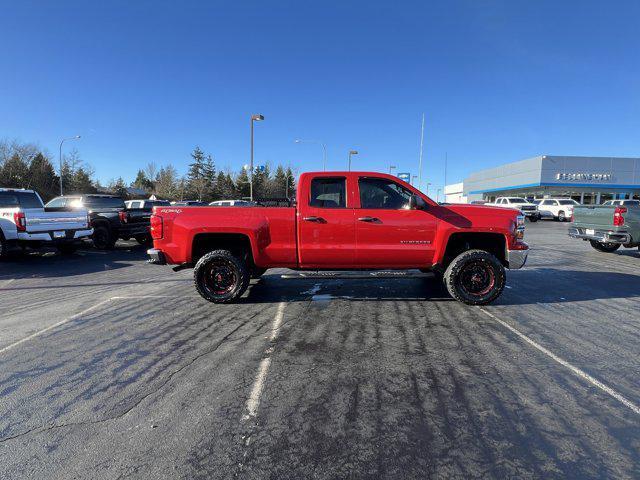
top-left (355, 176), bottom-right (437, 268)
top-left (297, 176), bottom-right (357, 268)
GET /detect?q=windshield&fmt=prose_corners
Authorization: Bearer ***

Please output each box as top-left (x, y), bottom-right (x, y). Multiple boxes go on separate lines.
top-left (508, 198), bottom-right (527, 204)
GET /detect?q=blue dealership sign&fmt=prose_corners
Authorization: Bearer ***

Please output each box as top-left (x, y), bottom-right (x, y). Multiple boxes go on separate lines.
top-left (398, 172), bottom-right (410, 182)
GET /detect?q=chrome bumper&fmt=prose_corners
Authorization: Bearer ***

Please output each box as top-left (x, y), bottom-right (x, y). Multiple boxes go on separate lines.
top-left (568, 227), bottom-right (631, 244)
top-left (506, 248), bottom-right (528, 269)
top-left (147, 248), bottom-right (166, 265)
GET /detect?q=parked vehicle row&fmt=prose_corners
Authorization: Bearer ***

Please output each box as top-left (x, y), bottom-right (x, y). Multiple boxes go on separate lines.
top-left (486, 197), bottom-right (541, 221)
top-left (0, 188), bottom-right (92, 258)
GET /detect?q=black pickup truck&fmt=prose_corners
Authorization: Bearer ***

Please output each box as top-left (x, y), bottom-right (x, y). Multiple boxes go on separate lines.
top-left (45, 195), bottom-right (161, 249)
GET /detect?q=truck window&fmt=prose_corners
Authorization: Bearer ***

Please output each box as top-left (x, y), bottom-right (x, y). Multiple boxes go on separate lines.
top-left (359, 177), bottom-right (412, 210)
top-left (45, 197), bottom-right (67, 208)
top-left (15, 192), bottom-right (43, 208)
top-left (310, 178), bottom-right (346, 208)
top-left (0, 192), bottom-right (19, 208)
top-left (84, 196), bottom-right (126, 209)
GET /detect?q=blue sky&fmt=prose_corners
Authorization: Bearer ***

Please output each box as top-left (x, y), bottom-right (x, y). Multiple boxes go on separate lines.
top-left (2, 0), bottom-right (640, 193)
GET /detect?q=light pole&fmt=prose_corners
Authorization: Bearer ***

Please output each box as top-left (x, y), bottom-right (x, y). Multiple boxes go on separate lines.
top-left (437, 188), bottom-right (442, 203)
top-left (250, 114), bottom-right (264, 201)
top-left (59, 135), bottom-right (81, 196)
top-left (412, 175), bottom-right (418, 186)
top-left (388, 165), bottom-right (397, 174)
top-left (348, 150), bottom-right (358, 171)
top-left (294, 139), bottom-right (327, 171)
top-left (425, 182), bottom-right (432, 196)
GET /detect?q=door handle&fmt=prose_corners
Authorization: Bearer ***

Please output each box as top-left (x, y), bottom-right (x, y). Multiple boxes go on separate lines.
top-left (303, 216), bottom-right (325, 223)
top-left (358, 216), bottom-right (379, 222)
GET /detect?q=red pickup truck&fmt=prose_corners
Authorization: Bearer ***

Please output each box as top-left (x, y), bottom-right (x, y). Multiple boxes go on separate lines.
top-left (147, 172), bottom-right (528, 305)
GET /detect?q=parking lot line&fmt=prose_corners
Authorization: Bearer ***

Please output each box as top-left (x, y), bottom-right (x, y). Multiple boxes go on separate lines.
top-left (0, 279), bottom-right (15, 289)
top-left (480, 307), bottom-right (640, 416)
top-left (0, 298), bottom-right (113, 356)
top-left (243, 302), bottom-right (286, 420)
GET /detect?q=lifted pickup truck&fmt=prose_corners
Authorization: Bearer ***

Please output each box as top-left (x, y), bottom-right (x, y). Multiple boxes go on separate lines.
top-left (569, 201), bottom-right (640, 253)
top-left (0, 188), bottom-right (92, 257)
top-left (148, 172), bottom-right (529, 305)
top-left (46, 194), bottom-right (152, 249)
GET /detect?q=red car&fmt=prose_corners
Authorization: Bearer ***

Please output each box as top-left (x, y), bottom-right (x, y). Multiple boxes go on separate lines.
top-left (147, 172), bottom-right (528, 305)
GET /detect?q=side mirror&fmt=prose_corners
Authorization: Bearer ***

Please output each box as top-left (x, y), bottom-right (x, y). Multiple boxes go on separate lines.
top-left (409, 194), bottom-right (427, 210)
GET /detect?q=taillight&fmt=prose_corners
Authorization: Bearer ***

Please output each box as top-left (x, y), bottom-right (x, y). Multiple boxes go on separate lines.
top-left (119, 211), bottom-right (129, 223)
top-left (14, 212), bottom-right (26, 232)
top-left (150, 214), bottom-right (163, 239)
top-left (613, 207), bottom-right (627, 226)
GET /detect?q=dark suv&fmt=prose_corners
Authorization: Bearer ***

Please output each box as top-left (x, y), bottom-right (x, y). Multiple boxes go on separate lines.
top-left (46, 194), bottom-right (152, 249)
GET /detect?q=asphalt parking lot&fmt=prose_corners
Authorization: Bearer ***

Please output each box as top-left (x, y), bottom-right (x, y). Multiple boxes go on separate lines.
top-left (0, 221), bottom-right (639, 479)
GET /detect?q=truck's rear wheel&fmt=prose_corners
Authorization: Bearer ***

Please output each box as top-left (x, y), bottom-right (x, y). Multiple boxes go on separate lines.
top-left (92, 225), bottom-right (117, 250)
top-left (444, 249), bottom-right (506, 305)
top-left (0, 235), bottom-right (8, 260)
top-left (135, 234), bottom-right (152, 246)
top-left (194, 249), bottom-right (250, 303)
top-left (589, 240), bottom-right (620, 253)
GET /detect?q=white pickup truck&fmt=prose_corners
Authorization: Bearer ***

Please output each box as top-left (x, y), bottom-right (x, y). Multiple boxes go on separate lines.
top-left (0, 188), bottom-right (93, 258)
top-left (487, 196), bottom-right (541, 222)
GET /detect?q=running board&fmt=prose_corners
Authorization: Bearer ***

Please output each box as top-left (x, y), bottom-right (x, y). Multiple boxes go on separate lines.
top-left (280, 271), bottom-right (433, 280)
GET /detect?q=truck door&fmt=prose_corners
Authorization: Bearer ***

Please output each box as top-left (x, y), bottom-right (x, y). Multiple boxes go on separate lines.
top-left (355, 176), bottom-right (437, 268)
top-left (297, 176), bottom-right (357, 268)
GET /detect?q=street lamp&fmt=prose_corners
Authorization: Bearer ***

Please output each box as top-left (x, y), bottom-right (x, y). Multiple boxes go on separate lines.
top-left (389, 165), bottom-right (397, 174)
top-left (348, 150), bottom-right (358, 171)
top-left (250, 114), bottom-right (264, 201)
top-left (412, 175), bottom-right (418, 185)
top-left (437, 188), bottom-right (442, 203)
top-left (294, 139), bottom-right (327, 171)
top-left (59, 135), bottom-right (81, 196)
top-left (425, 182), bottom-right (432, 196)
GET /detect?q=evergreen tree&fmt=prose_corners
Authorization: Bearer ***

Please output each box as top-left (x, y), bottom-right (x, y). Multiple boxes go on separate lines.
top-left (235, 167), bottom-right (250, 199)
top-left (27, 153), bottom-right (59, 200)
top-left (186, 147), bottom-right (216, 201)
top-left (0, 154), bottom-right (29, 188)
top-left (272, 165), bottom-right (287, 197)
top-left (73, 167), bottom-right (97, 194)
top-left (108, 177), bottom-right (128, 198)
top-left (285, 167), bottom-right (296, 198)
top-left (132, 169), bottom-right (153, 191)
top-left (214, 170), bottom-right (235, 199)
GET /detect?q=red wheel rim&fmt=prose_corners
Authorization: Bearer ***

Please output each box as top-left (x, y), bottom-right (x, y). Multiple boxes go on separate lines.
top-left (203, 259), bottom-right (237, 296)
top-left (459, 260), bottom-right (495, 297)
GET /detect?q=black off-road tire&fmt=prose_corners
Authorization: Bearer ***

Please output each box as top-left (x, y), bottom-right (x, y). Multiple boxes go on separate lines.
top-left (528, 215), bottom-right (538, 222)
top-left (57, 244), bottom-right (78, 255)
top-left (0, 234), bottom-right (8, 260)
top-left (589, 240), bottom-right (620, 253)
top-left (135, 234), bottom-right (152, 246)
top-left (92, 225), bottom-right (117, 250)
top-left (444, 249), bottom-right (506, 305)
top-left (558, 211), bottom-right (566, 222)
top-left (250, 267), bottom-right (268, 279)
top-left (194, 249), bottom-right (250, 303)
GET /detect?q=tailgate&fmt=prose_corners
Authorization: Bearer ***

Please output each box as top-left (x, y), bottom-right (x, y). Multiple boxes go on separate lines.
top-left (25, 209), bottom-right (89, 233)
top-left (572, 206), bottom-right (615, 229)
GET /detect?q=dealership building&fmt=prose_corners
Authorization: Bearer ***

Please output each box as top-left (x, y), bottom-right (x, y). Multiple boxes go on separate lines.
top-left (448, 155), bottom-right (640, 204)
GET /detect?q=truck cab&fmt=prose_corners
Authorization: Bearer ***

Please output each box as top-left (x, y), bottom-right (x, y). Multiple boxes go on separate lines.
top-left (148, 172), bottom-right (529, 305)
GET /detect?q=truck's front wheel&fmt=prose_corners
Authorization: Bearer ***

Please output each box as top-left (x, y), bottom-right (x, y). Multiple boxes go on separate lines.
top-left (194, 250), bottom-right (250, 303)
top-left (589, 240), bottom-right (620, 253)
top-left (444, 249), bottom-right (506, 305)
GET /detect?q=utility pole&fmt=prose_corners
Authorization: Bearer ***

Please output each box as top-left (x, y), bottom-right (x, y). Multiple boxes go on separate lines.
top-left (348, 150), bottom-right (358, 171)
top-left (250, 114), bottom-right (264, 201)
top-left (59, 135), bottom-right (81, 196)
top-left (417, 113), bottom-right (425, 191)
